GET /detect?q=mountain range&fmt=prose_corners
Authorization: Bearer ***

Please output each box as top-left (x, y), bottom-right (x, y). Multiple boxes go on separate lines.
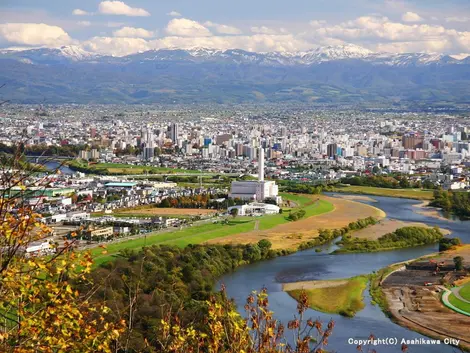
top-left (1, 44), bottom-right (470, 106)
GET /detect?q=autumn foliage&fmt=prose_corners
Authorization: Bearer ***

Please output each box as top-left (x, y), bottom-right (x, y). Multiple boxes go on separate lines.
top-left (0, 155), bottom-right (124, 352)
top-left (157, 286), bottom-right (334, 353)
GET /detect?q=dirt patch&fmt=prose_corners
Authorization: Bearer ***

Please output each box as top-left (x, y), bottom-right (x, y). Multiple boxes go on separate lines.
top-left (207, 195), bottom-right (386, 249)
top-left (352, 219), bottom-right (451, 241)
top-left (384, 286), bottom-right (470, 349)
top-left (429, 244), bottom-right (470, 263)
top-left (282, 280), bottom-right (347, 291)
top-left (118, 208), bottom-right (217, 216)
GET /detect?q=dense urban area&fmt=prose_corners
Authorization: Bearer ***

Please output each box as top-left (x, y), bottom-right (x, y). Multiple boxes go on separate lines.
top-left (1, 103), bottom-right (470, 352)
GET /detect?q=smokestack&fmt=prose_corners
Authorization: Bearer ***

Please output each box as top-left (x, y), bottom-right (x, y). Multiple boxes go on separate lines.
top-left (259, 147), bottom-right (264, 182)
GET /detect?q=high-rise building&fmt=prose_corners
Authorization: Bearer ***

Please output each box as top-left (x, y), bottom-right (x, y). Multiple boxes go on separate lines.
top-left (168, 123), bottom-right (179, 144)
top-left (402, 135), bottom-right (424, 149)
top-left (327, 143), bottom-right (338, 158)
top-left (142, 126), bottom-right (155, 161)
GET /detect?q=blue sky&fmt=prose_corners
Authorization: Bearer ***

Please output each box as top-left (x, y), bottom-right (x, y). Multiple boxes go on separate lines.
top-left (0, 0), bottom-right (470, 56)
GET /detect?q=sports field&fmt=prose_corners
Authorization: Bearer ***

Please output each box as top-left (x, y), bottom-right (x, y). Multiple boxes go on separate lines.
top-left (460, 284), bottom-right (470, 301)
top-left (448, 293), bottom-right (470, 314)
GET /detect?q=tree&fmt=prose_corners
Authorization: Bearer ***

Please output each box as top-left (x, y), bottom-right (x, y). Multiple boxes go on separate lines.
top-left (157, 287), bottom-right (335, 353)
top-left (230, 208), bottom-right (239, 219)
top-left (454, 256), bottom-right (464, 271)
top-left (0, 151), bottom-right (123, 352)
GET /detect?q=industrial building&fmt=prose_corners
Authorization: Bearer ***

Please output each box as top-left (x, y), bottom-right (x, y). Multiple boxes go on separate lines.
top-left (227, 203), bottom-right (280, 216)
top-left (229, 147), bottom-right (281, 204)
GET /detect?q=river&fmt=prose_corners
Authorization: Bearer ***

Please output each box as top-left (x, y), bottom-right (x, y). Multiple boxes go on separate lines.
top-left (218, 195), bottom-right (468, 353)
top-left (42, 161), bottom-right (75, 175)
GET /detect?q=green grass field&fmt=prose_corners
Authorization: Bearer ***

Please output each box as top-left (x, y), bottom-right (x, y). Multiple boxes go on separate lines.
top-left (448, 293), bottom-right (470, 314)
top-left (333, 185), bottom-right (434, 200)
top-left (91, 193), bottom-right (333, 267)
top-left (287, 276), bottom-right (369, 317)
top-left (459, 284), bottom-right (470, 301)
top-left (69, 160), bottom-right (201, 175)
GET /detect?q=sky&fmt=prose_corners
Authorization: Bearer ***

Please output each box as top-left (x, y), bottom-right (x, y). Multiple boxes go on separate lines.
top-left (0, 0), bottom-right (470, 56)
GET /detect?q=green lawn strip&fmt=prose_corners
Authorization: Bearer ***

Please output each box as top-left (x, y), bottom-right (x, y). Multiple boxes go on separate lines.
top-left (91, 194), bottom-right (334, 267)
top-left (459, 284), bottom-right (470, 301)
top-left (162, 221), bottom-right (256, 247)
top-left (91, 222), bottom-right (228, 263)
top-left (448, 293), bottom-right (470, 314)
top-left (69, 160), bottom-right (200, 175)
top-left (333, 185), bottom-right (434, 200)
top-left (279, 193), bottom-right (313, 207)
top-left (287, 275), bottom-right (369, 317)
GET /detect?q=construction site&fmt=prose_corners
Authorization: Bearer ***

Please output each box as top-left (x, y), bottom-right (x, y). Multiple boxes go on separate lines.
top-left (381, 256), bottom-right (470, 350)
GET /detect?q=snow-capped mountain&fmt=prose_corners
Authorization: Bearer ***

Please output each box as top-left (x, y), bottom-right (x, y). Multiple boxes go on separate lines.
top-left (0, 44), bottom-right (463, 67)
top-left (296, 44), bottom-right (374, 64)
top-left (0, 45), bottom-right (99, 64)
top-left (1, 43), bottom-right (470, 105)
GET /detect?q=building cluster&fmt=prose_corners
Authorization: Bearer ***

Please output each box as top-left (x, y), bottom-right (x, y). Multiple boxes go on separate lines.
top-left (1, 105), bottom-right (470, 190)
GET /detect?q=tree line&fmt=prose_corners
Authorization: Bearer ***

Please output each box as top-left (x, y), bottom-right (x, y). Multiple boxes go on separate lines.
top-left (430, 190), bottom-right (470, 218)
top-left (85, 240), bottom-right (296, 351)
top-left (335, 226), bottom-right (444, 253)
top-left (297, 217), bottom-right (378, 250)
top-left (341, 175), bottom-right (436, 190)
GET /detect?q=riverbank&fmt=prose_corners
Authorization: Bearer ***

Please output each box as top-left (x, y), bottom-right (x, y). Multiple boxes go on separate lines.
top-left (369, 248), bottom-right (470, 351)
top-left (413, 201), bottom-right (450, 221)
top-left (351, 219), bottom-right (449, 240)
top-left (207, 195), bottom-right (386, 249)
top-left (284, 276), bottom-right (369, 317)
top-left (332, 185), bottom-right (434, 200)
top-left (333, 226), bottom-right (446, 254)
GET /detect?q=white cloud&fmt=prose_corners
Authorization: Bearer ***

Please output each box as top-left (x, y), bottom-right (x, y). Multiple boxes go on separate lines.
top-left (446, 16), bottom-right (470, 23)
top-left (113, 26), bottom-right (155, 38)
top-left (78, 21), bottom-right (92, 27)
top-left (309, 20), bottom-right (327, 28)
top-left (0, 23), bottom-right (72, 46)
top-left (306, 15), bottom-right (470, 54)
top-left (82, 36), bottom-right (150, 56)
top-left (165, 18), bottom-right (212, 37)
top-left (73, 9), bottom-right (90, 16)
top-left (98, 1), bottom-right (150, 17)
top-left (167, 11), bottom-right (182, 17)
top-left (79, 32), bottom-right (311, 57)
top-left (402, 12), bottom-right (423, 23)
top-left (204, 21), bottom-right (242, 35)
top-left (250, 26), bottom-right (279, 35)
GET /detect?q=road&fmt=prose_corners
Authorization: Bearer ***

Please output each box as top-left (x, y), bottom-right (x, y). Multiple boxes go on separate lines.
top-left (452, 287), bottom-right (470, 304)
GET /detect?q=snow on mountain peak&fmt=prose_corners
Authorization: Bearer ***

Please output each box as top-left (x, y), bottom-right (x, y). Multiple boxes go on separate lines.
top-left (57, 46), bottom-right (97, 60)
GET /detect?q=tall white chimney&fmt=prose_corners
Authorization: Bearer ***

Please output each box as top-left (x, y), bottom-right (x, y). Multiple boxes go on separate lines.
top-left (258, 147), bottom-right (264, 182)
